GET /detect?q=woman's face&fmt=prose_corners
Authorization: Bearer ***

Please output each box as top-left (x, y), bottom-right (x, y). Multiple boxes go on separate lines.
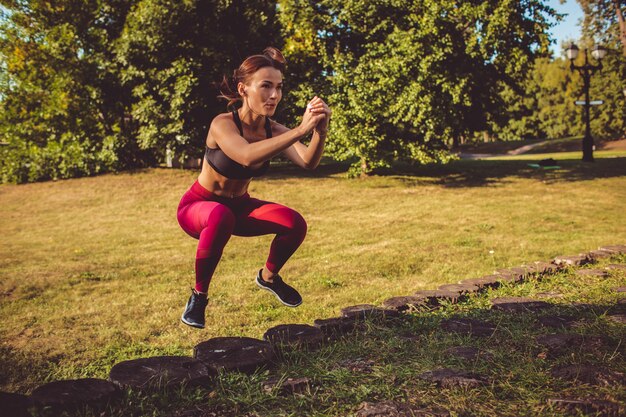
top-left (239, 66), bottom-right (283, 117)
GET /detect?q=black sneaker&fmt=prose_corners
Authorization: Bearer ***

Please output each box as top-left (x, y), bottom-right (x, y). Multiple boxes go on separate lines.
top-left (181, 288), bottom-right (208, 329)
top-left (255, 269), bottom-right (302, 307)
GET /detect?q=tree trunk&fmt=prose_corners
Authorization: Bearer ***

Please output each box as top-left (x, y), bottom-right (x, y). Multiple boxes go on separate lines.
top-left (360, 157), bottom-right (370, 178)
top-left (614, 0), bottom-right (626, 56)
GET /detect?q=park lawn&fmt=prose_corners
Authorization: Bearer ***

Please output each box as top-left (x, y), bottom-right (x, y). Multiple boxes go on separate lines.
top-left (135, 257), bottom-right (625, 417)
top-left (458, 137), bottom-right (626, 156)
top-left (486, 149), bottom-right (626, 160)
top-left (11, 253), bottom-right (626, 416)
top-left (1, 155), bottom-right (625, 394)
top-left (522, 136), bottom-right (587, 154)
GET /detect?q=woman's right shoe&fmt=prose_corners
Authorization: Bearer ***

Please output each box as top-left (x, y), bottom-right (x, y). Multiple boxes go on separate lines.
top-left (181, 289), bottom-right (208, 329)
top-left (255, 269), bottom-right (302, 307)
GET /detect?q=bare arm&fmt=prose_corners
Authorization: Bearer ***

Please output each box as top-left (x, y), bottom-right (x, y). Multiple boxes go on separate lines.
top-left (210, 106), bottom-right (324, 167)
top-left (278, 124), bottom-right (327, 170)
top-left (281, 97), bottom-right (331, 170)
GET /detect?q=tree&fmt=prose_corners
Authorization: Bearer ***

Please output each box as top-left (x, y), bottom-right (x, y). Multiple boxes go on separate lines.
top-left (493, 55), bottom-right (583, 141)
top-left (279, 0), bottom-right (557, 176)
top-left (0, 0), bottom-right (140, 183)
top-left (575, 1), bottom-right (626, 140)
top-left (578, 0), bottom-right (626, 55)
top-left (275, 0), bottom-right (328, 132)
top-left (586, 51), bottom-right (626, 139)
top-left (0, 0), bottom-right (283, 183)
top-left (115, 0), bottom-right (282, 163)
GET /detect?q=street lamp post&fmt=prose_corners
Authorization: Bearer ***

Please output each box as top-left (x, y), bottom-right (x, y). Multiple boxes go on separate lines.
top-left (566, 43), bottom-right (607, 162)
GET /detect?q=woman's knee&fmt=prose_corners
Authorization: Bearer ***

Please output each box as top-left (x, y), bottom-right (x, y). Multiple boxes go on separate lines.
top-left (208, 204), bottom-right (236, 232)
top-left (289, 210), bottom-right (307, 237)
top-left (197, 205), bottom-right (236, 258)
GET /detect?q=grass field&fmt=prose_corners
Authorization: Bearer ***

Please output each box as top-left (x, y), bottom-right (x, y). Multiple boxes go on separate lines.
top-left (131, 258), bottom-right (624, 417)
top-left (457, 136), bottom-right (626, 155)
top-left (486, 149), bottom-right (626, 160)
top-left (1, 153), bottom-right (625, 400)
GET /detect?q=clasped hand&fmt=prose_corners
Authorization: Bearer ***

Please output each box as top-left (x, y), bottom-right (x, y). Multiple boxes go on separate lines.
top-left (300, 96), bottom-right (331, 135)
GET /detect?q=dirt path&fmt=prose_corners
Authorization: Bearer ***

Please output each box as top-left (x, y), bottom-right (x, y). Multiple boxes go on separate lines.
top-left (600, 138), bottom-right (626, 151)
top-left (506, 140), bottom-right (551, 155)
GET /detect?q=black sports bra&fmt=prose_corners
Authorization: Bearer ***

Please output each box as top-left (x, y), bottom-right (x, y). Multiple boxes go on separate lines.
top-left (204, 111), bottom-right (271, 179)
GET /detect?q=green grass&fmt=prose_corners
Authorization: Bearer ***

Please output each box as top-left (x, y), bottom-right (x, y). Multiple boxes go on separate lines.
top-left (486, 149), bottom-right (626, 160)
top-left (23, 256), bottom-right (626, 416)
top-left (1, 154), bottom-right (625, 404)
top-left (458, 136), bottom-right (624, 156)
top-left (457, 137), bottom-right (547, 154)
top-left (523, 136), bottom-right (584, 154)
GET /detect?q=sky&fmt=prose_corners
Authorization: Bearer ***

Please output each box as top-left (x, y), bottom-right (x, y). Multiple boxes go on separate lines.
top-left (546, 0), bottom-right (584, 57)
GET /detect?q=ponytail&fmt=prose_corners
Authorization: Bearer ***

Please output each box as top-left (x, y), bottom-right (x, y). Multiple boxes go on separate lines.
top-left (217, 71), bottom-right (241, 109)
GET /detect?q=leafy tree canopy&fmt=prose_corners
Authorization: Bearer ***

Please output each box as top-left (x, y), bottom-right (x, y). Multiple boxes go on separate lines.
top-left (279, 0), bottom-right (557, 175)
top-left (115, 0), bottom-right (281, 161)
top-left (0, 0), bottom-right (140, 183)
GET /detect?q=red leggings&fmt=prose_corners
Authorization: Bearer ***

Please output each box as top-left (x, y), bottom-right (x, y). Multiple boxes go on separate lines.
top-left (177, 181), bottom-right (307, 293)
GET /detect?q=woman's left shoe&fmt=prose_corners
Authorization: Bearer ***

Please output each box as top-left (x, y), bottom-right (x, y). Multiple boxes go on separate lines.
top-left (181, 289), bottom-right (208, 329)
top-left (255, 269), bottom-right (302, 307)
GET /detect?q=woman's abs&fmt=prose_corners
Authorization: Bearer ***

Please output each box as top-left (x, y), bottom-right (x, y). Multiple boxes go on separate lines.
top-left (197, 159), bottom-right (251, 198)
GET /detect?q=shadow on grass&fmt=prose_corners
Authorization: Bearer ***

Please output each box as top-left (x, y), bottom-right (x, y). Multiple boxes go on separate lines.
top-left (525, 138), bottom-right (582, 154)
top-left (7, 287), bottom-right (625, 416)
top-left (394, 157), bottom-right (626, 188)
top-left (0, 345), bottom-right (58, 393)
top-left (457, 138), bottom-right (547, 154)
top-left (264, 160), bottom-right (351, 179)
top-left (262, 157), bottom-right (626, 188)
top-left (178, 299), bottom-right (625, 417)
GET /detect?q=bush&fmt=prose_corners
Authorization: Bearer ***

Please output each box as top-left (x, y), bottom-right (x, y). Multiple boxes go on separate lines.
top-left (0, 135), bottom-right (119, 183)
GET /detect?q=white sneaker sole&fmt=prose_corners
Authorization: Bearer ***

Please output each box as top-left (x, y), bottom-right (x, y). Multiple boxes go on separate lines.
top-left (255, 278), bottom-right (302, 307)
top-left (181, 314), bottom-right (205, 329)
top-left (180, 290), bottom-right (208, 329)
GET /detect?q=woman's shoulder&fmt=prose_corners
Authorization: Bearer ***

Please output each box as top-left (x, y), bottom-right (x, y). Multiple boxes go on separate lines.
top-left (269, 119), bottom-right (290, 135)
top-left (207, 112), bottom-right (236, 147)
top-left (209, 111), bottom-right (236, 132)
top-left (212, 111), bottom-right (234, 124)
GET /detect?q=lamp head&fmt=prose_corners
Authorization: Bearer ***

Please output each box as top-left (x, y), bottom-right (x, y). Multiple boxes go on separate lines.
top-left (591, 44), bottom-right (607, 61)
top-left (566, 43), bottom-right (579, 60)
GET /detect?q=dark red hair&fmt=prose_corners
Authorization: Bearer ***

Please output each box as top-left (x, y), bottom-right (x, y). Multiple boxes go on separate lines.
top-left (218, 47), bottom-right (286, 108)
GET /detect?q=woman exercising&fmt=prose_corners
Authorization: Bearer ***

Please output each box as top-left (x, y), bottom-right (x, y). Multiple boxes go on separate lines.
top-left (176, 47), bottom-right (331, 329)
